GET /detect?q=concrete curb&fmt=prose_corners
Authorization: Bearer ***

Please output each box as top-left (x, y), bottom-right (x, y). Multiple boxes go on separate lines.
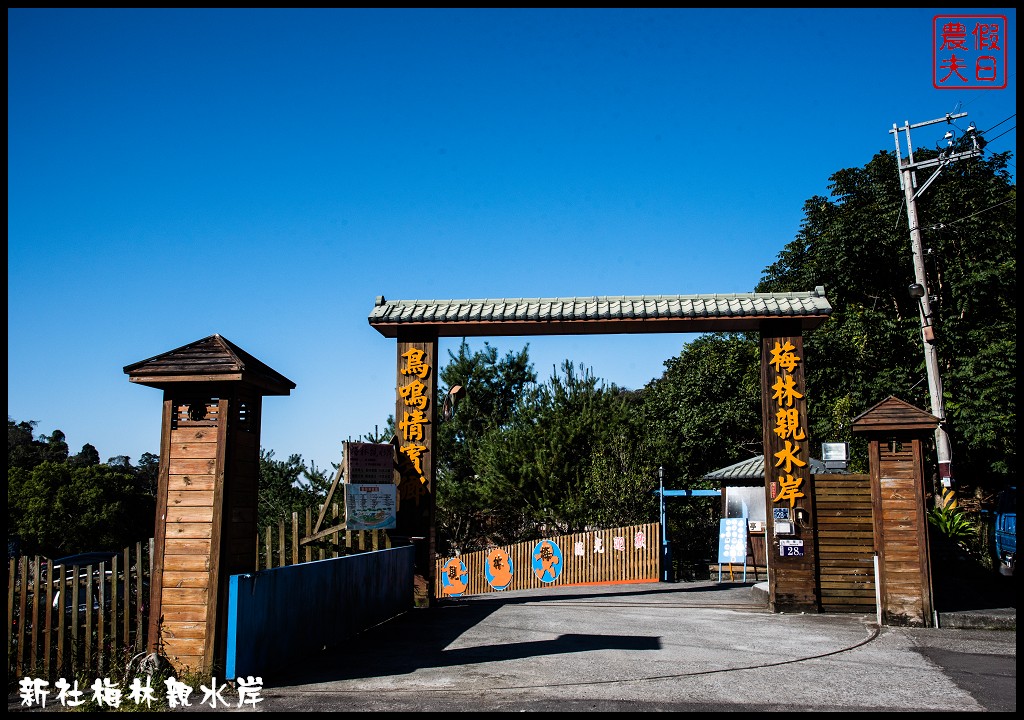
top-left (750, 582), bottom-right (1015, 630)
top-left (938, 607), bottom-right (1016, 630)
top-left (751, 581), bottom-right (769, 606)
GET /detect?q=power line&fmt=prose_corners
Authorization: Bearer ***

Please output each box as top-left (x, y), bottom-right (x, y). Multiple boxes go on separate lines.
top-left (922, 197), bottom-right (1016, 232)
top-left (981, 113), bottom-right (1016, 135)
top-left (986, 125), bottom-right (1016, 144)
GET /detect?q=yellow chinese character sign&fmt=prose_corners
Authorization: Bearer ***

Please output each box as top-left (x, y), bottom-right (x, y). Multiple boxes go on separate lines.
top-left (764, 335), bottom-right (811, 524)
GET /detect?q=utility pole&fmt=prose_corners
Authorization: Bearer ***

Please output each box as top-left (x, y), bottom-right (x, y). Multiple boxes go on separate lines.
top-left (889, 113), bottom-right (984, 508)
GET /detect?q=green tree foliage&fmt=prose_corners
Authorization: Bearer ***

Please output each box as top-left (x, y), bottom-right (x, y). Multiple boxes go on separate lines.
top-left (582, 389), bottom-right (660, 531)
top-left (257, 448), bottom-right (318, 528)
top-left (71, 442), bottom-right (101, 467)
top-left (135, 451), bottom-right (161, 495)
top-left (631, 334), bottom-right (764, 571)
top-left (432, 348), bottom-right (663, 553)
top-left (7, 419), bottom-right (155, 557)
top-left (639, 333), bottom-right (763, 481)
top-left (755, 148), bottom-right (1015, 490)
top-left (434, 341), bottom-right (536, 553)
top-left (472, 361), bottom-right (631, 541)
top-left (9, 420), bottom-right (70, 469)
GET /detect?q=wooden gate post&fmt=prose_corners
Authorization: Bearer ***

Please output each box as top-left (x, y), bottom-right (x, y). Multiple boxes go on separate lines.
top-left (760, 320), bottom-right (819, 613)
top-left (392, 330), bottom-right (439, 607)
top-left (853, 396), bottom-right (938, 627)
top-left (125, 335), bottom-right (295, 674)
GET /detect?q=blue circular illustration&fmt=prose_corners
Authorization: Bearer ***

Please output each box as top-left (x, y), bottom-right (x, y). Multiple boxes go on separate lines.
top-left (530, 539), bottom-right (563, 583)
top-left (484, 547), bottom-right (514, 590)
top-left (440, 557), bottom-right (468, 597)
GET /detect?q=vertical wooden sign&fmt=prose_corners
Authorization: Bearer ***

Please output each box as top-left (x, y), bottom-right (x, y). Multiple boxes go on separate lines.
top-left (760, 322), bottom-right (818, 612)
top-left (394, 332), bottom-right (439, 606)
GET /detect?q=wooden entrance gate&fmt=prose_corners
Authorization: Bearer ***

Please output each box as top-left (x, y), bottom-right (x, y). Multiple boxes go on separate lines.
top-left (368, 289), bottom-right (833, 610)
top-left (812, 473), bottom-right (876, 613)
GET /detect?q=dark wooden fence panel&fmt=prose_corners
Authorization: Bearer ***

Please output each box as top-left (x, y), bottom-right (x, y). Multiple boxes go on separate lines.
top-left (813, 474), bottom-right (876, 613)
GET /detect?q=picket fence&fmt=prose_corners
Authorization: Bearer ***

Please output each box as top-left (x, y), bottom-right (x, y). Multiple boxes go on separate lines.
top-left (7, 541), bottom-right (153, 684)
top-left (7, 503), bottom-right (395, 685)
top-left (256, 503), bottom-right (392, 569)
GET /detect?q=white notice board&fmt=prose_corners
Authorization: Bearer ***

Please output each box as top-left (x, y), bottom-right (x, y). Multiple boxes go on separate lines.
top-left (717, 518), bottom-right (748, 564)
top-left (345, 483), bottom-right (397, 530)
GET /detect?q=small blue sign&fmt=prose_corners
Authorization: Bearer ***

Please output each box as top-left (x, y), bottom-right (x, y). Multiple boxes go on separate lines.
top-left (780, 540), bottom-right (805, 557)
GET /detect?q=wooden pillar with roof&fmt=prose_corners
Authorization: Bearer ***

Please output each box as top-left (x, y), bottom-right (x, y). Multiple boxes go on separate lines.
top-left (124, 334), bottom-right (295, 674)
top-left (852, 396), bottom-right (938, 627)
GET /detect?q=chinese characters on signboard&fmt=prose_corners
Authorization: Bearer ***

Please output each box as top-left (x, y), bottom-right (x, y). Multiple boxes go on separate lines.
top-left (933, 15), bottom-right (1007, 89)
top-left (769, 339), bottom-right (807, 514)
top-left (18, 675), bottom-right (264, 710)
top-left (344, 483), bottom-right (397, 530)
top-left (397, 347), bottom-right (432, 505)
top-left (342, 441), bottom-right (397, 529)
top-left (344, 441), bottom-right (394, 484)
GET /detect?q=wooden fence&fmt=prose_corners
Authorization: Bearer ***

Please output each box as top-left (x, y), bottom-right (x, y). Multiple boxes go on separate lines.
top-left (813, 473), bottom-right (877, 613)
top-left (7, 541), bottom-right (153, 683)
top-left (257, 503), bottom-right (392, 569)
top-left (8, 499), bottom-right (393, 686)
top-left (434, 523), bottom-right (661, 598)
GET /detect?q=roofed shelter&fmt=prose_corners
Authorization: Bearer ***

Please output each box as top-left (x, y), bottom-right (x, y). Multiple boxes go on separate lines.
top-left (125, 334), bottom-right (295, 674)
top-left (853, 396), bottom-right (940, 626)
top-left (369, 288), bottom-right (832, 612)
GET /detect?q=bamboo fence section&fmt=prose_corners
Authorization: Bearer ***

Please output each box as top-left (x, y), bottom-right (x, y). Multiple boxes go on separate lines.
top-left (434, 523), bottom-right (661, 598)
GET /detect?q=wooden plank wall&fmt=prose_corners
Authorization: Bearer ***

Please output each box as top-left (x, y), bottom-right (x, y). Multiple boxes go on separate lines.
top-left (813, 474), bottom-right (876, 613)
top-left (433, 523), bottom-right (660, 598)
top-left (871, 438), bottom-right (933, 625)
top-left (158, 398), bottom-right (221, 673)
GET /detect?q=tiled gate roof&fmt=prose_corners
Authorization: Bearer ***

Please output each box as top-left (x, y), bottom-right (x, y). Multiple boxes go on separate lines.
top-left (368, 287), bottom-right (832, 337)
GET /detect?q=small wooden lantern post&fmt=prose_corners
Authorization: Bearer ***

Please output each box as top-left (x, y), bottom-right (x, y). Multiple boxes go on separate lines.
top-left (852, 396), bottom-right (938, 627)
top-left (125, 335), bottom-right (295, 674)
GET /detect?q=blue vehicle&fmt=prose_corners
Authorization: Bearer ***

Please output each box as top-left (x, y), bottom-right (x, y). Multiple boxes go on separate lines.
top-left (993, 486), bottom-right (1015, 576)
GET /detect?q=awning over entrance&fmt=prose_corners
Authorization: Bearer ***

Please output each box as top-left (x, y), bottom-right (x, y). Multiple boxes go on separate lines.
top-left (368, 287), bottom-right (832, 337)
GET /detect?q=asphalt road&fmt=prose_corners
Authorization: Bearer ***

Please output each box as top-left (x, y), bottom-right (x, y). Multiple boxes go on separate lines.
top-left (251, 580), bottom-right (1015, 712)
top-left (9, 580), bottom-right (1013, 712)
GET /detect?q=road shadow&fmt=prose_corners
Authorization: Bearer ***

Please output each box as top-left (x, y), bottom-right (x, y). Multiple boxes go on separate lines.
top-left (266, 581), bottom-right (755, 689)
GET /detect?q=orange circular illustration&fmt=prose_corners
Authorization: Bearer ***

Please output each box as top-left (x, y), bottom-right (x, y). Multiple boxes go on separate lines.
top-left (441, 556), bottom-right (468, 596)
top-left (485, 547), bottom-right (514, 590)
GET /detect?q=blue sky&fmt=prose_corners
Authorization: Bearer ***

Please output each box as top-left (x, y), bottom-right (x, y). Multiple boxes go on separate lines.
top-left (8, 8), bottom-right (1017, 475)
